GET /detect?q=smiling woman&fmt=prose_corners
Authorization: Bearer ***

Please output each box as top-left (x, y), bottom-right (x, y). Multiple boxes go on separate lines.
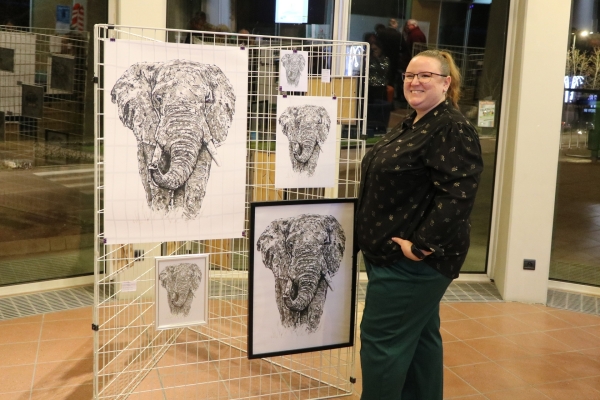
top-left (356, 49), bottom-right (484, 399)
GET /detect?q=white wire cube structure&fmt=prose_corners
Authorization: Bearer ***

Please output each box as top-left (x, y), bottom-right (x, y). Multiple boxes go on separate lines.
top-left (93, 25), bottom-right (368, 400)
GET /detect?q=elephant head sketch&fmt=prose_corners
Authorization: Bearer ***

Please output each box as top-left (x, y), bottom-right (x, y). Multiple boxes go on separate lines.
top-left (257, 214), bottom-right (346, 333)
top-left (158, 263), bottom-right (203, 317)
top-left (111, 59), bottom-right (235, 219)
top-left (281, 53), bottom-right (305, 87)
top-left (278, 105), bottom-right (331, 176)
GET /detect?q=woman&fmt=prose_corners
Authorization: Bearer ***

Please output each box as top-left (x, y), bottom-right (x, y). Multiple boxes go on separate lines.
top-left (356, 50), bottom-right (483, 399)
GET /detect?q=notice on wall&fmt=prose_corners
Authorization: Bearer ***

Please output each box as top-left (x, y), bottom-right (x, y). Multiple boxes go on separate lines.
top-left (478, 100), bottom-right (496, 128)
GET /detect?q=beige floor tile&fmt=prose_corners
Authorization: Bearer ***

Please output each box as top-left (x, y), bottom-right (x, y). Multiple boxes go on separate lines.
top-left (534, 379), bottom-right (600, 400)
top-left (464, 336), bottom-right (534, 360)
top-left (32, 358), bottom-right (93, 390)
top-left (440, 304), bottom-right (470, 321)
top-left (441, 327), bottom-right (460, 343)
top-left (496, 356), bottom-right (574, 385)
top-left (541, 351), bottom-right (600, 378)
top-left (449, 302), bottom-right (508, 318)
top-left (0, 391), bottom-right (31, 400)
top-left (0, 342), bottom-right (38, 367)
top-left (545, 327), bottom-right (600, 350)
top-left (0, 315), bottom-right (43, 326)
top-left (484, 387), bottom-right (554, 400)
top-left (39, 319), bottom-right (92, 341)
top-left (474, 315), bottom-right (538, 335)
top-left (0, 365), bottom-right (35, 393)
top-left (442, 368), bottom-right (479, 399)
top-left (443, 341), bottom-right (489, 367)
top-left (547, 309), bottom-right (600, 327)
top-left (450, 362), bottom-right (528, 393)
top-left (442, 319), bottom-right (498, 340)
top-left (504, 332), bottom-right (574, 355)
top-left (0, 323), bottom-right (42, 345)
top-left (36, 336), bottom-right (93, 363)
top-left (42, 306), bottom-right (92, 321)
top-left (30, 384), bottom-right (93, 400)
top-left (488, 302), bottom-right (548, 315)
top-left (511, 311), bottom-right (573, 331)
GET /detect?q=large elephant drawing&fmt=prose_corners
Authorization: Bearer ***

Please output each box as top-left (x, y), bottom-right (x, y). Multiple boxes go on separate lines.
top-left (158, 263), bottom-right (203, 317)
top-left (278, 105), bottom-right (331, 176)
top-left (111, 59), bottom-right (235, 219)
top-left (281, 53), bottom-right (306, 87)
top-left (257, 214), bottom-right (346, 333)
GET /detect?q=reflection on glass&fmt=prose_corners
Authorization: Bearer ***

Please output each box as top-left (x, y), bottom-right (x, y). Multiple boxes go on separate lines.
top-left (0, 25), bottom-right (93, 286)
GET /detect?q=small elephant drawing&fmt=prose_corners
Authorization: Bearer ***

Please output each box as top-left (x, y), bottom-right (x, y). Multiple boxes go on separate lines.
top-left (279, 105), bottom-right (331, 176)
top-left (281, 53), bottom-right (306, 87)
top-left (111, 59), bottom-right (235, 219)
top-left (257, 214), bottom-right (346, 333)
top-left (158, 263), bottom-right (203, 317)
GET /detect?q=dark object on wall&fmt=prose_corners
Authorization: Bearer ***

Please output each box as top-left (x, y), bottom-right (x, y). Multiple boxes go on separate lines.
top-left (0, 47), bottom-right (15, 72)
top-left (50, 55), bottom-right (75, 93)
top-left (21, 84), bottom-right (44, 119)
top-left (0, 112), bottom-right (5, 141)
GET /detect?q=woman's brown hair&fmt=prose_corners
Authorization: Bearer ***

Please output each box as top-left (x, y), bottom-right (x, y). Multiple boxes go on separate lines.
top-left (416, 49), bottom-right (461, 108)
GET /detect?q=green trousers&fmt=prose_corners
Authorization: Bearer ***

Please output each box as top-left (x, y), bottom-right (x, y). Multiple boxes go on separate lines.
top-left (360, 257), bottom-right (452, 400)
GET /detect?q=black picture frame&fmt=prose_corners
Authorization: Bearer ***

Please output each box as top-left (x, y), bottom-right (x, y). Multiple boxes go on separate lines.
top-left (248, 198), bottom-right (357, 359)
top-left (50, 55), bottom-right (75, 93)
top-left (21, 84), bottom-right (44, 119)
top-left (0, 47), bottom-right (15, 72)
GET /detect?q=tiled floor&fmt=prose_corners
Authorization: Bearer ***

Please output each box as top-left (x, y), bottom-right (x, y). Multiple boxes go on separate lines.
top-left (1, 296), bottom-right (600, 399)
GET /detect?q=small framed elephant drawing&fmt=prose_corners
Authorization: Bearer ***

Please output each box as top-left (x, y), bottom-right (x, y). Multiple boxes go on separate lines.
top-left (248, 199), bottom-right (357, 359)
top-left (279, 50), bottom-right (309, 92)
top-left (275, 95), bottom-right (338, 189)
top-left (155, 253), bottom-right (209, 330)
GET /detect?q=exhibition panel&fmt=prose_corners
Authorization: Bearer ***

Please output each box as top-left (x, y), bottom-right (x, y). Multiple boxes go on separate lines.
top-left (93, 25), bottom-right (367, 400)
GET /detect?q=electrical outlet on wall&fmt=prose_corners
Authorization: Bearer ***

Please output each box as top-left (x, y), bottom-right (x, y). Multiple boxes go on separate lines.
top-left (523, 259), bottom-right (536, 270)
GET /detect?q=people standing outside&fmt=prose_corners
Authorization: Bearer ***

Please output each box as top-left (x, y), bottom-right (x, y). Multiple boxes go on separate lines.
top-left (356, 49), bottom-right (483, 399)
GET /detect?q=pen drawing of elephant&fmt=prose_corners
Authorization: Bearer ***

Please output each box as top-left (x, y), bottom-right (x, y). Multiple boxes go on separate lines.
top-left (158, 263), bottom-right (203, 317)
top-left (257, 213), bottom-right (346, 333)
top-left (278, 105), bottom-right (331, 177)
top-left (281, 53), bottom-right (306, 87)
top-left (111, 59), bottom-right (235, 219)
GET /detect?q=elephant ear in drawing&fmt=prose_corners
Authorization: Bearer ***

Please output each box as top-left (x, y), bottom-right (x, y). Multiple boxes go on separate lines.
top-left (111, 60), bottom-right (236, 219)
top-left (257, 214), bottom-right (346, 333)
top-left (278, 105), bottom-right (331, 176)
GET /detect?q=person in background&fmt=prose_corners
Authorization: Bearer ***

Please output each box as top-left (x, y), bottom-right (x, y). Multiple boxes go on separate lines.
top-left (184, 12), bottom-right (214, 44)
top-left (367, 41), bottom-right (390, 104)
top-left (376, 20), bottom-right (402, 89)
top-left (399, 19), bottom-right (427, 72)
top-left (356, 49), bottom-right (483, 399)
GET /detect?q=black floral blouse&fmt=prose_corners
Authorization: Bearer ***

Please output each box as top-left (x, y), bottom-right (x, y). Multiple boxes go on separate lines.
top-left (356, 100), bottom-right (484, 279)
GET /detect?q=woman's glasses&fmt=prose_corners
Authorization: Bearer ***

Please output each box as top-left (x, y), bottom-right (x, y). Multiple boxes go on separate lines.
top-left (402, 72), bottom-right (447, 83)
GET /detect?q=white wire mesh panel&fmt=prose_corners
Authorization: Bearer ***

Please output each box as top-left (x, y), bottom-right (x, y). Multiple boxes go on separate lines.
top-left (94, 25), bottom-right (367, 400)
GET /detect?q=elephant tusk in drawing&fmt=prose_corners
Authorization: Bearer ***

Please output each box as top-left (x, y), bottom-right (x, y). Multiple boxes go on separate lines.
top-left (278, 105), bottom-right (331, 176)
top-left (257, 214), bottom-right (346, 333)
top-left (111, 60), bottom-right (235, 219)
top-left (158, 263), bottom-right (203, 317)
top-left (281, 53), bottom-right (306, 87)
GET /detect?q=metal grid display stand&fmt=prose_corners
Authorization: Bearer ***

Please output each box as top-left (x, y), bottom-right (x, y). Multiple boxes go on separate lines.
top-left (94, 25), bottom-right (367, 400)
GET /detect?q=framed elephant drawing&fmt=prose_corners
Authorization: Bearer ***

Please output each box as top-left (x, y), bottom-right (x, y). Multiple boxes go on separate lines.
top-left (279, 50), bottom-right (309, 92)
top-left (248, 198), bottom-right (357, 359)
top-left (275, 95), bottom-right (339, 189)
top-left (155, 253), bottom-right (209, 330)
top-left (103, 39), bottom-right (248, 243)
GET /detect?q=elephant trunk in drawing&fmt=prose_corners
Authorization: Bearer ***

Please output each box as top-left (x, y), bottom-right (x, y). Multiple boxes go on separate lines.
top-left (283, 255), bottom-right (326, 312)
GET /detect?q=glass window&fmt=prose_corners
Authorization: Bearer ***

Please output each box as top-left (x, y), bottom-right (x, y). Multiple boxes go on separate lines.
top-left (0, 1), bottom-right (107, 286)
top-left (551, 0), bottom-right (600, 287)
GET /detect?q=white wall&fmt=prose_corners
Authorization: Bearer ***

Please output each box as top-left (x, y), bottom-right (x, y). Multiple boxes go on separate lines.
top-left (108, 0), bottom-right (167, 40)
top-left (490, 0), bottom-right (571, 303)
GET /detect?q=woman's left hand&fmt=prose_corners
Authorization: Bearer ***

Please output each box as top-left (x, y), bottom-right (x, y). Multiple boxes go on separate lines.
top-left (391, 237), bottom-right (432, 261)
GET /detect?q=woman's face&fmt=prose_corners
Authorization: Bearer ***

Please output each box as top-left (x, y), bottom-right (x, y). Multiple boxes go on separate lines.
top-left (371, 44), bottom-right (382, 58)
top-left (403, 56), bottom-right (451, 116)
